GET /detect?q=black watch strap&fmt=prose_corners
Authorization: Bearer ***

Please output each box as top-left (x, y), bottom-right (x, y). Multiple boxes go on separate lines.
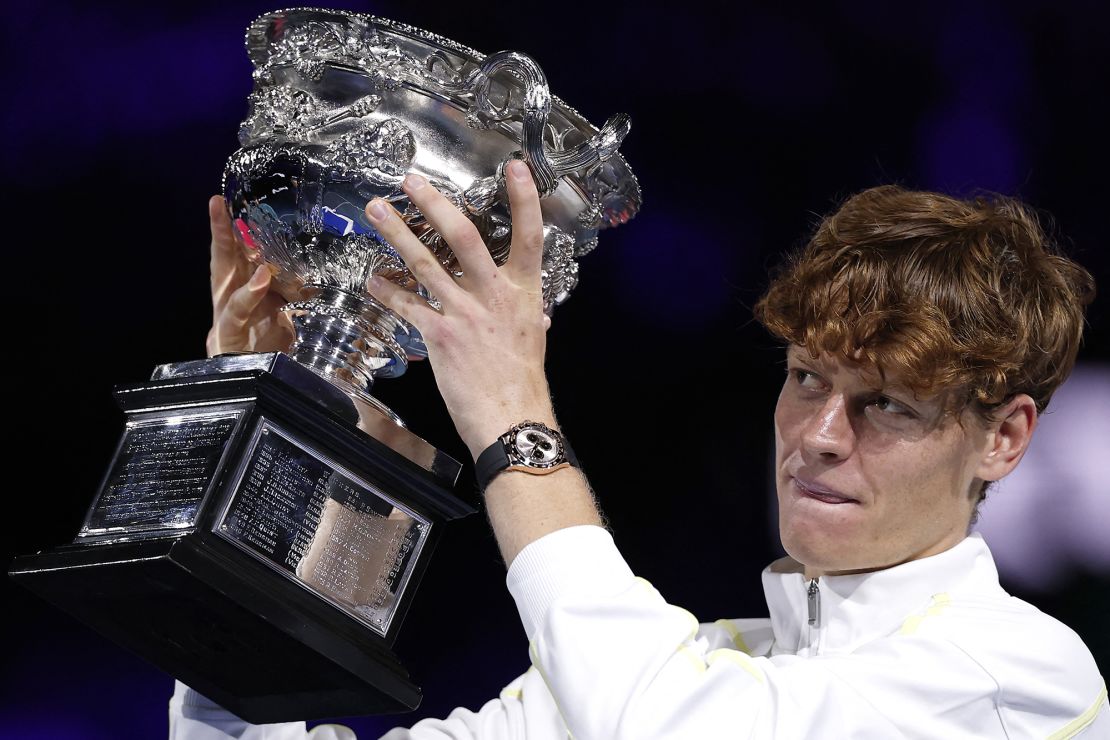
top-left (475, 423), bottom-right (579, 491)
top-left (475, 442), bottom-right (512, 490)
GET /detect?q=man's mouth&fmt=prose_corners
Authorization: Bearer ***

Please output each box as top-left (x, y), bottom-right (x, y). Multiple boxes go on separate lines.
top-left (792, 477), bottom-right (859, 504)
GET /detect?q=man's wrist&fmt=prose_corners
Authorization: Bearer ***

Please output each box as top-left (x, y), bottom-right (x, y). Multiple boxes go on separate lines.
top-left (462, 405), bottom-right (559, 462)
top-left (475, 420), bottom-right (578, 490)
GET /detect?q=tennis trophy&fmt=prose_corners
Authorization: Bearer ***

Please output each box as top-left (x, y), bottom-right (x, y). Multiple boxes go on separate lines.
top-left (9, 7), bottom-right (639, 723)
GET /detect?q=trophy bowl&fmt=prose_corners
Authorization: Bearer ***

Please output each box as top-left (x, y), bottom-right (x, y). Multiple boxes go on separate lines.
top-left (224, 7), bottom-right (641, 407)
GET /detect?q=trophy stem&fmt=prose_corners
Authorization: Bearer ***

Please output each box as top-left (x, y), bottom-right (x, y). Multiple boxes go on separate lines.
top-left (282, 285), bottom-right (409, 426)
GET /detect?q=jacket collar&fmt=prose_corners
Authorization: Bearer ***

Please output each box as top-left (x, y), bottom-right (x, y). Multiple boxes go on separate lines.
top-left (760, 534), bottom-right (1003, 655)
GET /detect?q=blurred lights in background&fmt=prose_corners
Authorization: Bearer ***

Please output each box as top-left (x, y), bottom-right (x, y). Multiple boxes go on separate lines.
top-left (975, 365), bottom-right (1110, 590)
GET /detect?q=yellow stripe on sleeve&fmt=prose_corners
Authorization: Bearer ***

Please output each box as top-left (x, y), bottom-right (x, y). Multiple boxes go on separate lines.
top-left (714, 619), bottom-right (752, 654)
top-left (676, 644), bottom-right (708, 674)
top-left (1047, 682), bottom-right (1108, 740)
top-left (899, 592), bottom-right (953, 636)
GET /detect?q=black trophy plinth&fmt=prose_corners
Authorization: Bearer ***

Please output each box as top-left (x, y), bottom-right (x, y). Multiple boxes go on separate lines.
top-left (9, 353), bottom-right (474, 723)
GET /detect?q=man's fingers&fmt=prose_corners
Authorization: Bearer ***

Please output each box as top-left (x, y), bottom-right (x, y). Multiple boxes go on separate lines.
top-left (252, 308), bottom-right (296, 354)
top-left (401, 174), bottom-right (497, 280)
top-left (210, 195), bottom-right (251, 311)
top-left (502, 160), bottom-right (545, 283)
top-left (366, 275), bottom-right (442, 333)
top-left (209, 195), bottom-right (241, 265)
top-left (365, 197), bottom-right (460, 304)
top-left (223, 265), bottom-right (272, 327)
top-left (210, 266), bottom-right (272, 354)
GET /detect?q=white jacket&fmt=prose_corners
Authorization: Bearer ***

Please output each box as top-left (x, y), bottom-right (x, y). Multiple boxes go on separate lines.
top-left (170, 528), bottom-right (1108, 739)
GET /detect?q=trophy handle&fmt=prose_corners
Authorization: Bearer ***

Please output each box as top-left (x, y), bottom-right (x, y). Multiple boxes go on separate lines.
top-left (463, 51), bottom-right (631, 207)
top-left (467, 51), bottom-right (557, 196)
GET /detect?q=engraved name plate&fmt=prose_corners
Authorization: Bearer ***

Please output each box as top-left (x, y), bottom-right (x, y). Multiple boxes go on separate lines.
top-left (79, 408), bottom-right (245, 540)
top-left (216, 420), bottom-right (430, 636)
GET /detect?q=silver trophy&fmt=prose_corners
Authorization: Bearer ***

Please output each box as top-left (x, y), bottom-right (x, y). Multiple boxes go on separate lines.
top-left (10, 8), bottom-right (639, 722)
top-left (224, 8), bottom-right (641, 413)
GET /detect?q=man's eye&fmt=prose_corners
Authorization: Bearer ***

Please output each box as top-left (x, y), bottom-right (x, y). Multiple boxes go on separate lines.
top-left (791, 369), bottom-right (820, 388)
top-left (872, 395), bottom-right (914, 417)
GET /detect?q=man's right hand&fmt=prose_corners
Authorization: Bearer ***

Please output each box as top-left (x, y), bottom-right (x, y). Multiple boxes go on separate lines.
top-left (206, 195), bottom-right (294, 357)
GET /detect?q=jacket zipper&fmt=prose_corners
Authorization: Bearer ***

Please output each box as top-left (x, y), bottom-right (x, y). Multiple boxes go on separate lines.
top-left (807, 578), bottom-right (821, 628)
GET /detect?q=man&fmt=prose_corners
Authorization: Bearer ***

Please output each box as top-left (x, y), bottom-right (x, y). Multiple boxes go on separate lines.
top-left (175, 164), bottom-right (1106, 738)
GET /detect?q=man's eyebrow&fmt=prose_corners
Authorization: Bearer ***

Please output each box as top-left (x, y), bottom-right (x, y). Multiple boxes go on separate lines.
top-left (785, 346), bottom-right (809, 363)
top-left (788, 348), bottom-right (833, 372)
top-left (879, 381), bottom-right (946, 410)
top-left (877, 378), bottom-right (913, 394)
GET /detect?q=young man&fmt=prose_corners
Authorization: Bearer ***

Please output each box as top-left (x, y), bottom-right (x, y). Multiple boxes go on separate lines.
top-left (176, 165), bottom-right (1106, 738)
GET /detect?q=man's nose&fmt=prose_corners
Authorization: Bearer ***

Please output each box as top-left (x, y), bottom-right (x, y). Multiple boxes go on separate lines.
top-left (801, 395), bottom-right (855, 460)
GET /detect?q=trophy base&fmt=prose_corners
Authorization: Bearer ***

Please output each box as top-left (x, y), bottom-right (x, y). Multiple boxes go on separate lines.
top-left (10, 534), bottom-right (416, 721)
top-left (8, 352), bottom-right (473, 723)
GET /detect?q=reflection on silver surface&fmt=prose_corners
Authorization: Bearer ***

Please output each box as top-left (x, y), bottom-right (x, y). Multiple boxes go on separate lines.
top-left (78, 407), bottom-right (246, 542)
top-left (223, 8), bottom-right (640, 403)
top-left (217, 418), bottom-right (430, 635)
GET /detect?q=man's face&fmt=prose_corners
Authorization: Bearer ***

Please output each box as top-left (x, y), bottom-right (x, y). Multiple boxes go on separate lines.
top-left (774, 346), bottom-right (991, 576)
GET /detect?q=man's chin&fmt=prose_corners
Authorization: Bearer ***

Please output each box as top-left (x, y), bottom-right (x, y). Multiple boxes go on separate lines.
top-left (779, 525), bottom-right (863, 576)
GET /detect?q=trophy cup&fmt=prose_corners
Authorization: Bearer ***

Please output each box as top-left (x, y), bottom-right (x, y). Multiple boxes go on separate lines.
top-left (9, 8), bottom-right (640, 723)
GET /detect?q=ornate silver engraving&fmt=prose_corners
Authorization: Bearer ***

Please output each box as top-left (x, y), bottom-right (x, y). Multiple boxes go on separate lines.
top-left (240, 85), bottom-right (321, 143)
top-left (241, 85), bottom-right (385, 145)
top-left (306, 234), bottom-right (406, 295)
top-left (578, 198), bottom-right (603, 230)
top-left (574, 237), bottom-right (599, 257)
top-left (252, 16), bottom-right (416, 91)
top-left (325, 118), bottom-right (416, 187)
top-left (541, 227), bottom-right (579, 310)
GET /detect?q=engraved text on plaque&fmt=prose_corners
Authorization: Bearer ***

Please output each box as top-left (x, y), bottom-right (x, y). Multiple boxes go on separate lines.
top-left (217, 420), bottom-right (430, 635)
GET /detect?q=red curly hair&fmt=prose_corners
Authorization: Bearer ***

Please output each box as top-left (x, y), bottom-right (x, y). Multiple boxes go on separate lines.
top-left (755, 185), bottom-right (1095, 417)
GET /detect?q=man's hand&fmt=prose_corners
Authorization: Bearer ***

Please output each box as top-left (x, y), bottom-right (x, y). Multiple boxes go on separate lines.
top-left (364, 161), bottom-right (602, 565)
top-left (364, 161), bottom-right (556, 460)
top-left (206, 195), bottom-right (295, 357)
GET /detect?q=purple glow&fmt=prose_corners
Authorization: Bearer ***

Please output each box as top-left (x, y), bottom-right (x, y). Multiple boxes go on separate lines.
top-left (975, 365), bottom-right (1110, 590)
top-left (611, 208), bottom-right (745, 329)
top-left (0, 715), bottom-right (117, 740)
top-left (912, 5), bottom-right (1031, 196)
top-left (916, 106), bottom-right (1023, 194)
top-left (932, 8), bottom-right (1031, 110)
top-left (1, 6), bottom-right (251, 181)
top-left (723, 13), bottom-right (838, 112)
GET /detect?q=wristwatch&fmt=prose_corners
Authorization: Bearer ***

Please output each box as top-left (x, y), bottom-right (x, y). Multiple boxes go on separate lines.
top-left (475, 420), bottom-right (579, 490)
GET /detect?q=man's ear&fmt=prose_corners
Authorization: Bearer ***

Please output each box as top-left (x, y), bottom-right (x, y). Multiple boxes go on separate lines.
top-left (976, 394), bottom-right (1038, 482)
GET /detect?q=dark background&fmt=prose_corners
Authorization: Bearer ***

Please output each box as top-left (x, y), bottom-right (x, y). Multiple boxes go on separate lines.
top-left (2, 1), bottom-right (1107, 737)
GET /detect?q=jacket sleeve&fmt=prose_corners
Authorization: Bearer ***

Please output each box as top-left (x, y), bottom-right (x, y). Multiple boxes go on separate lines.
top-left (168, 681), bottom-right (355, 740)
top-left (170, 668), bottom-right (570, 740)
top-left (507, 526), bottom-right (1012, 740)
top-left (379, 667), bottom-right (567, 739)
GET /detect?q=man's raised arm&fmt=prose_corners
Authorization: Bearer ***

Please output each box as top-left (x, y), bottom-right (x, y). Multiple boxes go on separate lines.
top-left (363, 160), bottom-right (604, 566)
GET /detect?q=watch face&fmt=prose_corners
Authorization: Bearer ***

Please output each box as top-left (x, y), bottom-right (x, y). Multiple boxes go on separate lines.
top-left (510, 425), bottom-right (562, 468)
